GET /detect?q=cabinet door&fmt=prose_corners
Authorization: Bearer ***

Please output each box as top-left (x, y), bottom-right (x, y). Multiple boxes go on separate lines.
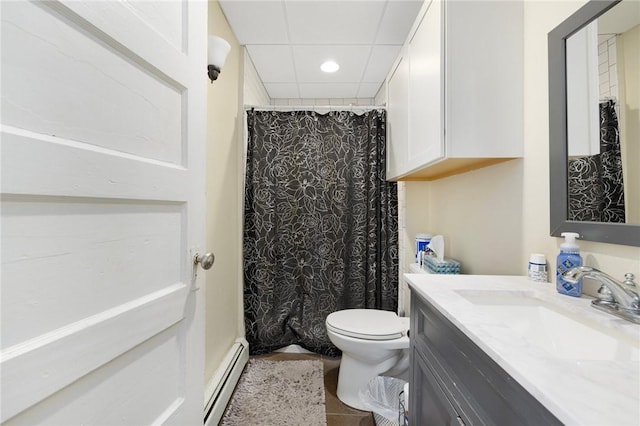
top-left (444, 0), bottom-right (523, 158)
top-left (566, 21), bottom-right (600, 157)
top-left (387, 52), bottom-right (410, 180)
top-left (411, 347), bottom-right (462, 426)
top-left (407, 0), bottom-right (444, 171)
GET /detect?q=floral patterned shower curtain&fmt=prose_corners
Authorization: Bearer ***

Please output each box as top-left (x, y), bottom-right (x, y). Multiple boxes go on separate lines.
top-left (568, 99), bottom-right (625, 223)
top-left (243, 109), bottom-right (398, 356)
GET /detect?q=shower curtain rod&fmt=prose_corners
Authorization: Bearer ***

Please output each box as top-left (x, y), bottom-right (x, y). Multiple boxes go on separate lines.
top-left (599, 96), bottom-right (617, 102)
top-left (244, 104), bottom-right (386, 112)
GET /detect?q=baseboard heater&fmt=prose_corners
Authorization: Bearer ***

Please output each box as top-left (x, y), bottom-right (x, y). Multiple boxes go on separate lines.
top-left (204, 338), bottom-right (249, 425)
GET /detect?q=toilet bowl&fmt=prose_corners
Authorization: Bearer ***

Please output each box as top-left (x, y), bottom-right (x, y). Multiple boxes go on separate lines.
top-left (326, 309), bottom-right (410, 411)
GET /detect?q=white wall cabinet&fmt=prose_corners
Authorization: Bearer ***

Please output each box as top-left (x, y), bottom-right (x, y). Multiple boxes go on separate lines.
top-left (407, 0), bottom-right (443, 172)
top-left (387, 49), bottom-right (409, 179)
top-left (386, 0), bottom-right (524, 181)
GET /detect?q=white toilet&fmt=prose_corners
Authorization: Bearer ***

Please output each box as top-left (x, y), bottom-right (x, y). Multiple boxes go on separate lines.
top-left (326, 309), bottom-right (410, 411)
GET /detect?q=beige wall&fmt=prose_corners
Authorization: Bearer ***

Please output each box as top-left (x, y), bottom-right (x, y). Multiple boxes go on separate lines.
top-left (405, 160), bottom-right (525, 274)
top-left (205, 0), bottom-right (243, 383)
top-left (405, 1), bottom-right (640, 298)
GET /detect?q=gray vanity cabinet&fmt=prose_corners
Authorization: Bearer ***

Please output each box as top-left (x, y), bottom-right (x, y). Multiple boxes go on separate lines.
top-left (409, 291), bottom-right (562, 426)
top-left (411, 348), bottom-right (461, 425)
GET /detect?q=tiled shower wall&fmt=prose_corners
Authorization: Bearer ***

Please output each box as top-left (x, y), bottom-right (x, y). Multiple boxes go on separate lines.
top-left (243, 50), bottom-right (270, 106)
top-left (397, 181), bottom-right (407, 316)
top-left (270, 97), bottom-right (375, 107)
top-left (598, 34), bottom-right (619, 100)
top-left (373, 80), bottom-right (408, 316)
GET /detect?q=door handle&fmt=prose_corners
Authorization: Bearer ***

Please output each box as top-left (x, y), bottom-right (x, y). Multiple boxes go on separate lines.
top-left (193, 252), bottom-right (215, 270)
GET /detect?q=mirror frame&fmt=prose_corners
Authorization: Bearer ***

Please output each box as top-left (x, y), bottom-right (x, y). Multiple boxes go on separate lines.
top-left (548, 0), bottom-right (640, 247)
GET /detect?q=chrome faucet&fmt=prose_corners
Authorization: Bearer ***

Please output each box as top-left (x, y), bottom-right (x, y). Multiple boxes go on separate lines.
top-left (562, 266), bottom-right (640, 324)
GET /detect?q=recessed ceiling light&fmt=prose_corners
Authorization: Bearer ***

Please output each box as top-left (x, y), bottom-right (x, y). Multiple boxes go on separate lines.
top-left (320, 60), bottom-right (340, 73)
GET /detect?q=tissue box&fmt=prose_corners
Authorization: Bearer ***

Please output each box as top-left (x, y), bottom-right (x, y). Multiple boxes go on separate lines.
top-left (423, 255), bottom-right (460, 274)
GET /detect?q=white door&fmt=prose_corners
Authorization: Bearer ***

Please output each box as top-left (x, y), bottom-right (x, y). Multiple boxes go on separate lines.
top-left (1, 1), bottom-right (207, 424)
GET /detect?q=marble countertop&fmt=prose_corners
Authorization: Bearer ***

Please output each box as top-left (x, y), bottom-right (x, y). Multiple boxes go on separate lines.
top-left (405, 273), bottom-right (640, 426)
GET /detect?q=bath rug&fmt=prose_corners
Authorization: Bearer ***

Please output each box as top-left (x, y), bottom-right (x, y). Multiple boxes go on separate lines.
top-left (220, 359), bottom-right (327, 426)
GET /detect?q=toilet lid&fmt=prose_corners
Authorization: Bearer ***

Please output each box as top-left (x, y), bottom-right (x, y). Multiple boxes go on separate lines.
top-left (326, 309), bottom-right (405, 341)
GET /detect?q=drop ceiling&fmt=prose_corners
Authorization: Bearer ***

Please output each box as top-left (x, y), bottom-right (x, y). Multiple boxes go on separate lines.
top-left (218, 0), bottom-right (423, 99)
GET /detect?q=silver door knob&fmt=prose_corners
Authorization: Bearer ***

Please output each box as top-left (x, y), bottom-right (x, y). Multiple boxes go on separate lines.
top-left (194, 252), bottom-right (215, 270)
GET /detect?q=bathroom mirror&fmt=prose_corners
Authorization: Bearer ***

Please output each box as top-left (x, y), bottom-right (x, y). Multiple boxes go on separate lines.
top-left (549, 0), bottom-right (640, 247)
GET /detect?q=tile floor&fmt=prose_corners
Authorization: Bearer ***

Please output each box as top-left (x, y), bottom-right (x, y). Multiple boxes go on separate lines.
top-left (252, 352), bottom-right (375, 426)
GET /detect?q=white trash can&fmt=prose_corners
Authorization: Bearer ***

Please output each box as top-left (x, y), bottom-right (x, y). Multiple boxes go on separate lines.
top-left (359, 376), bottom-right (408, 426)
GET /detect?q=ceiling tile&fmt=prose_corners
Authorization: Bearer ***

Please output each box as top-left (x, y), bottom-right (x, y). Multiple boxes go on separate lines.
top-left (220, 0), bottom-right (423, 100)
top-left (298, 83), bottom-right (360, 99)
top-left (362, 45), bottom-right (402, 82)
top-left (292, 45), bottom-right (371, 83)
top-left (246, 45), bottom-right (296, 83)
top-left (264, 83), bottom-right (300, 99)
top-left (357, 82), bottom-right (384, 98)
top-left (285, 1), bottom-right (386, 45)
top-left (375, 0), bottom-right (424, 44)
top-left (218, 1), bottom-right (288, 44)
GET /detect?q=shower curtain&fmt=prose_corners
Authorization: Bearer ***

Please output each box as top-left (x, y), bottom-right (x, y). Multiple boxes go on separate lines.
top-left (243, 109), bottom-right (398, 356)
top-left (568, 99), bottom-right (625, 222)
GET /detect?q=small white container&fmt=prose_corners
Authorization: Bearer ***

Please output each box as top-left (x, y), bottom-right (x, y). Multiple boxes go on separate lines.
top-left (528, 253), bottom-right (548, 282)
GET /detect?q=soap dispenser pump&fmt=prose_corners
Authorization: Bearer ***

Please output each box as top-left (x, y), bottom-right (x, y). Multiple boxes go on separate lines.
top-left (556, 232), bottom-right (583, 297)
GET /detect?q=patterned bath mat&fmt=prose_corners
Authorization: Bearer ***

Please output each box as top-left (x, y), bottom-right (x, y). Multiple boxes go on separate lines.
top-left (220, 359), bottom-right (327, 426)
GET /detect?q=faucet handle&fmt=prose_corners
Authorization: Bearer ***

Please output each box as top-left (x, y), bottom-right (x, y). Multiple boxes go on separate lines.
top-left (623, 273), bottom-right (636, 287)
top-left (596, 284), bottom-right (615, 303)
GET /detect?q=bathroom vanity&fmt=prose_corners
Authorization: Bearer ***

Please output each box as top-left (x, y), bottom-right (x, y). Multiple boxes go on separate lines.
top-left (410, 290), bottom-right (560, 425)
top-left (406, 274), bottom-right (640, 426)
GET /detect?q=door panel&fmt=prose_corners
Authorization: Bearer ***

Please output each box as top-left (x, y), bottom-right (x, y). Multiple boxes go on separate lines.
top-left (1, 0), bottom-right (206, 423)
top-left (5, 325), bottom-right (185, 426)
top-left (1, 130), bottom-right (188, 200)
top-left (2, 283), bottom-right (189, 422)
top-left (2, 199), bottom-right (184, 346)
top-left (2, 1), bottom-right (185, 164)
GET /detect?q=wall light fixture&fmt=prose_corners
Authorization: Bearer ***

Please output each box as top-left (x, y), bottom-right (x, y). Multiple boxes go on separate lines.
top-left (208, 35), bottom-right (231, 83)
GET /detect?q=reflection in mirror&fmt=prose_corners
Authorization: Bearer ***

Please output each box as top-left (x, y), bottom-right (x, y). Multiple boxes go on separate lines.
top-left (549, 0), bottom-right (639, 246)
top-left (566, 0), bottom-right (639, 224)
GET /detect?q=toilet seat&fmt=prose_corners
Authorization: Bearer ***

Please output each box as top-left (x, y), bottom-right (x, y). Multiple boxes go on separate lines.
top-left (326, 309), bottom-right (406, 341)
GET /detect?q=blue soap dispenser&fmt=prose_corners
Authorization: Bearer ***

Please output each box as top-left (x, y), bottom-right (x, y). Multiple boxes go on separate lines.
top-left (556, 232), bottom-right (583, 297)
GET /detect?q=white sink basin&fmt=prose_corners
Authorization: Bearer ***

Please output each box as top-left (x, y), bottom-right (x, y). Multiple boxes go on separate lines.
top-left (455, 290), bottom-right (639, 362)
